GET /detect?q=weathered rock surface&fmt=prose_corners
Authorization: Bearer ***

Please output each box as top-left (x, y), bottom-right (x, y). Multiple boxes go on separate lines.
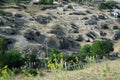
top-left (0, 2), bottom-right (120, 54)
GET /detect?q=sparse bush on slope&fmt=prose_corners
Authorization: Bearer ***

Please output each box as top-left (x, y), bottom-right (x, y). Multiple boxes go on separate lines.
top-left (91, 40), bottom-right (113, 58)
top-left (2, 50), bottom-right (25, 68)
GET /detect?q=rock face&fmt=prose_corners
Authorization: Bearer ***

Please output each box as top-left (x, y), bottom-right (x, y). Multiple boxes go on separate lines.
top-left (0, 3), bottom-right (120, 54)
top-left (24, 29), bottom-right (46, 44)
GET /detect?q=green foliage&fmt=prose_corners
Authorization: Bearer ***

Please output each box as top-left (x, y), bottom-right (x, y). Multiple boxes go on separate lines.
top-left (65, 55), bottom-right (78, 63)
top-left (27, 69), bottom-right (38, 76)
top-left (41, 0), bottom-right (54, 4)
top-left (98, 1), bottom-right (115, 10)
top-left (0, 37), bottom-right (7, 67)
top-left (91, 40), bottom-right (113, 58)
top-left (67, 5), bottom-right (73, 9)
top-left (71, 0), bottom-right (77, 2)
top-left (78, 44), bottom-right (92, 60)
top-left (49, 49), bottom-right (61, 63)
top-left (0, 0), bottom-right (24, 5)
top-left (2, 50), bottom-right (25, 68)
top-left (80, 44), bottom-right (91, 54)
top-left (0, 10), bottom-right (5, 16)
top-left (0, 37), bottom-right (7, 53)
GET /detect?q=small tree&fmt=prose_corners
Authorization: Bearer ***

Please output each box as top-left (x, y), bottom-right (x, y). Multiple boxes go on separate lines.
top-left (91, 40), bottom-right (113, 58)
top-left (2, 50), bottom-right (25, 68)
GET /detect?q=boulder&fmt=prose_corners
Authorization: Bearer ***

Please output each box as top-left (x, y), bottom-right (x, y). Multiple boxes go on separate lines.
top-left (69, 11), bottom-right (87, 15)
top-left (24, 29), bottom-right (46, 44)
top-left (82, 35), bottom-right (94, 42)
top-left (98, 14), bottom-right (107, 20)
top-left (35, 16), bottom-right (52, 24)
top-left (81, 17), bottom-right (89, 20)
top-left (14, 18), bottom-right (27, 26)
top-left (112, 26), bottom-right (119, 30)
top-left (46, 36), bottom-right (60, 49)
top-left (73, 35), bottom-right (83, 41)
top-left (111, 30), bottom-right (120, 40)
top-left (90, 15), bottom-right (98, 20)
top-left (0, 28), bottom-right (17, 35)
top-left (0, 18), bottom-right (8, 26)
top-left (86, 31), bottom-right (97, 40)
top-left (6, 38), bottom-right (16, 49)
top-left (50, 28), bottom-right (66, 37)
top-left (101, 24), bottom-right (109, 29)
top-left (71, 23), bottom-right (79, 29)
top-left (59, 37), bottom-right (80, 49)
top-left (14, 13), bottom-right (23, 18)
top-left (69, 29), bottom-right (79, 33)
top-left (86, 10), bottom-right (92, 14)
top-left (85, 19), bottom-right (97, 25)
top-left (115, 4), bottom-right (120, 9)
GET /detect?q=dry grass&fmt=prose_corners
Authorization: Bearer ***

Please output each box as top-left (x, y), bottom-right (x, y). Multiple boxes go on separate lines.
top-left (31, 59), bottom-right (120, 80)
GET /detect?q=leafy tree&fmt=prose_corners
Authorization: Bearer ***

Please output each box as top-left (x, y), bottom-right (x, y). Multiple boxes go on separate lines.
top-left (2, 50), bottom-right (25, 68)
top-left (91, 40), bottom-right (113, 58)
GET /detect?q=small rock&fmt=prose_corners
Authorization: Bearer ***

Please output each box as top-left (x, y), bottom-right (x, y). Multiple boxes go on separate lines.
top-left (90, 15), bottom-right (98, 20)
top-left (101, 24), bottom-right (109, 29)
top-left (112, 26), bottom-right (119, 30)
top-left (111, 30), bottom-right (120, 40)
top-left (35, 16), bottom-right (52, 24)
top-left (73, 35), bottom-right (83, 41)
top-left (85, 19), bottom-right (97, 25)
top-left (69, 11), bottom-right (87, 15)
top-left (24, 29), bottom-right (46, 44)
top-left (98, 14), bottom-right (107, 20)
top-left (69, 29), bottom-right (79, 33)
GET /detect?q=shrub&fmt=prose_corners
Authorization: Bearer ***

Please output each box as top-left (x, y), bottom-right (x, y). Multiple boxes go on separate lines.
top-left (49, 49), bottom-right (61, 63)
top-left (77, 44), bottom-right (92, 60)
top-left (41, 0), bottom-right (54, 4)
top-left (0, 37), bottom-right (7, 53)
top-left (67, 5), bottom-right (73, 9)
top-left (0, 10), bottom-right (5, 16)
top-left (91, 40), bottom-right (113, 58)
top-left (2, 50), bottom-right (25, 68)
top-left (98, 1), bottom-right (115, 10)
top-left (28, 69), bottom-right (38, 76)
top-left (0, 0), bottom-right (24, 5)
top-left (80, 44), bottom-right (91, 54)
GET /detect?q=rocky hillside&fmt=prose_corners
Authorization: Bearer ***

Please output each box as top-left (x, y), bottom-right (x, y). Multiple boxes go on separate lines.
top-left (0, 2), bottom-right (120, 57)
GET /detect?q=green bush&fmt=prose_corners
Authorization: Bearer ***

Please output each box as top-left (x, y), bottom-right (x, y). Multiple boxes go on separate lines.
top-left (78, 44), bottom-right (92, 60)
top-left (2, 50), bottom-right (25, 68)
top-left (80, 44), bottom-right (91, 54)
top-left (0, 37), bottom-right (7, 53)
top-left (91, 40), bottom-right (113, 58)
top-left (0, 10), bottom-right (6, 16)
top-left (67, 5), bottom-right (73, 9)
top-left (41, 0), bottom-right (53, 4)
top-left (28, 69), bottom-right (38, 76)
top-left (48, 49), bottom-right (61, 63)
top-left (98, 1), bottom-right (115, 10)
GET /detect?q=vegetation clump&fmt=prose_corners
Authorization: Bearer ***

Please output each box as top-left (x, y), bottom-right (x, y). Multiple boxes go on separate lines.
top-left (98, 1), bottom-right (116, 10)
